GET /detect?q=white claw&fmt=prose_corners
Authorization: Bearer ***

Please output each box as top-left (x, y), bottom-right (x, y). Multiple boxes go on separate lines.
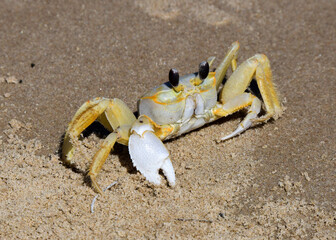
top-left (129, 125), bottom-right (175, 186)
top-left (161, 157), bottom-right (175, 187)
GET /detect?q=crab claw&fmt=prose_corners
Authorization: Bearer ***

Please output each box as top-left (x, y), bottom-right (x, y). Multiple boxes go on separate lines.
top-left (128, 118), bottom-right (175, 187)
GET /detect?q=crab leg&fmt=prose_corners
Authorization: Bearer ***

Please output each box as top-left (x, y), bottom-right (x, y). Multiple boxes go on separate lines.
top-left (88, 132), bottom-right (118, 194)
top-left (220, 54), bottom-right (283, 120)
top-left (213, 54), bottom-right (283, 141)
top-left (213, 93), bottom-right (261, 140)
top-left (214, 41), bottom-right (240, 90)
top-left (128, 117), bottom-right (175, 187)
top-left (62, 97), bottom-right (111, 164)
top-left (62, 97), bottom-right (136, 193)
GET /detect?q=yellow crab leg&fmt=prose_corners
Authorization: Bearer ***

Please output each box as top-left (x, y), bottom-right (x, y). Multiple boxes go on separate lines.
top-left (62, 97), bottom-right (111, 164)
top-left (88, 100), bottom-right (136, 194)
top-left (213, 93), bottom-right (256, 118)
top-left (215, 41), bottom-right (240, 90)
top-left (62, 97), bottom-right (136, 193)
top-left (62, 98), bottom-right (136, 161)
top-left (220, 54), bottom-right (283, 121)
top-left (212, 93), bottom-right (262, 141)
top-left (254, 54), bottom-right (283, 121)
top-left (88, 132), bottom-right (118, 194)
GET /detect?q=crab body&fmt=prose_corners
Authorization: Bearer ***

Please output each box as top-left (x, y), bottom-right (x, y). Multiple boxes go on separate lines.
top-left (62, 41), bottom-right (283, 194)
top-left (139, 71), bottom-right (217, 140)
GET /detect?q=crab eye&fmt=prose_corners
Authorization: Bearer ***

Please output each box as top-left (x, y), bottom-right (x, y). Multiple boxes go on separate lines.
top-left (198, 61), bottom-right (209, 80)
top-left (169, 68), bottom-right (179, 87)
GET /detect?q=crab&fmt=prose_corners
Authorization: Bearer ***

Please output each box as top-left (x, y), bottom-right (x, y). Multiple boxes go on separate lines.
top-left (62, 41), bottom-right (283, 194)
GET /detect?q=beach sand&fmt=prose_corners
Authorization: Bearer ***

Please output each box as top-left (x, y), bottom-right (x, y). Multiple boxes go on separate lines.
top-left (0, 0), bottom-right (335, 238)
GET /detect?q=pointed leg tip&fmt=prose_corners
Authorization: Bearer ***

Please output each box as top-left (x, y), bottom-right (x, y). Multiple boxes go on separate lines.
top-left (62, 153), bottom-right (73, 165)
top-left (232, 41), bottom-right (240, 49)
top-left (219, 133), bottom-right (236, 142)
top-left (94, 187), bottom-right (104, 196)
top-left (89, 175), bottom-right (104, 195)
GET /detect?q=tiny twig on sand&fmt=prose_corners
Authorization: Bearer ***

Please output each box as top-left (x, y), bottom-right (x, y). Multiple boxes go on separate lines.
top-left (90, 181), bottom-right (118, 213)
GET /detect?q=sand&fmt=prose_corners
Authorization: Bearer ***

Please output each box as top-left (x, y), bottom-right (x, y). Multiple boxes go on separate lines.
top-left (0, 0), bottom-right (335, 239)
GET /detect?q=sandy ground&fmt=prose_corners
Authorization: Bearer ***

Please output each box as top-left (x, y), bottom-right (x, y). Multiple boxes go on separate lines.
top-left (0, 0), bottom-right (335, 239)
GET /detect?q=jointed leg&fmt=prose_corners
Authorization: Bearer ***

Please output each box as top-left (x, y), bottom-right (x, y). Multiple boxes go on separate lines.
top-left (213, 93), bottom-right (261, 140)
top-left (254, 55), bottom-right (282, 121)
top-left (88, 132), bottom-right (118, 194)
top-left (214, 41), bottom-right (240, 90)
top-left (62, 97), bottom-right (111, 164)
top-left (62, 97), bottom-right (136, 193)
top-left (88, 119), bottom-right (134, 194)
top-left (220, 54), bottom-right (283, 121)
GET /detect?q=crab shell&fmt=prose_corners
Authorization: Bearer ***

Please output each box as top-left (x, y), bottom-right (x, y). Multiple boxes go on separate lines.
top-left (138, 71), bottom-right (219, 140)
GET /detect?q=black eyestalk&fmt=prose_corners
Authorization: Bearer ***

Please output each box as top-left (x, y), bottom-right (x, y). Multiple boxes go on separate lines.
top-left (169, 68), bottom-right (179, 87)
top-left (198, 61), bottom-right (209, 80)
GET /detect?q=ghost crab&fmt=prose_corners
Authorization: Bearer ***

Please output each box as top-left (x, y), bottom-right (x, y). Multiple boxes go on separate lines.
top-left (62, 41), bottom-right (283, 194)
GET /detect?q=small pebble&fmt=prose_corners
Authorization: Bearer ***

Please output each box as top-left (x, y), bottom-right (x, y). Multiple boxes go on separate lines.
top-left (6, 76), bottom-right (19, 84)
top-left (303, 172), bottom-right (311, 181)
